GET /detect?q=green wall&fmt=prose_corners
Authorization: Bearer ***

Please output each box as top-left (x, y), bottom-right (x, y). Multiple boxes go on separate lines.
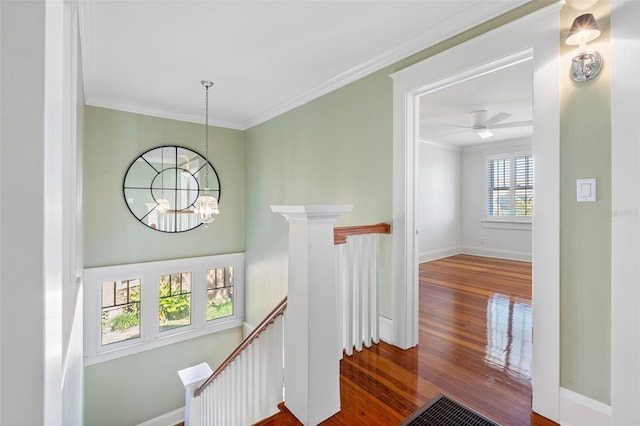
top-left (84, 328), bottom-right (242, 426)
top-left (83, 106), bottom-right (246, 424)
top-left (560, 0), bottom-right (612, 404)
top-left (244, 70), bottom-right (395, 324)
top-left (83, 106), bottom-right (245, 268)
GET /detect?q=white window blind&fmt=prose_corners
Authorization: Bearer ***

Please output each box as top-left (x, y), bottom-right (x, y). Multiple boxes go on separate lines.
top-left (514, 155), bottom-right (533, 217)
top-left (487, 153), bottom-right (533, 220)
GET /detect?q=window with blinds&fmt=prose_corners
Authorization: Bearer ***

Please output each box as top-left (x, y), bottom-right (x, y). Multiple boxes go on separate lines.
top-left (487, 153), bottom-right (533, 220)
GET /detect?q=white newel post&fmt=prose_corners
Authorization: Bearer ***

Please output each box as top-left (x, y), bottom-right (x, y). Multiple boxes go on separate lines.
top-left (178, 362), bottom-right (213, 426)
top-left (271, 205), bottom-right (353, 426)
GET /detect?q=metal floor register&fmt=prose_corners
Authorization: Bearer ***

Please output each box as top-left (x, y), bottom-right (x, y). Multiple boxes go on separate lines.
top-left (400, 393), bottom-right (501, 426)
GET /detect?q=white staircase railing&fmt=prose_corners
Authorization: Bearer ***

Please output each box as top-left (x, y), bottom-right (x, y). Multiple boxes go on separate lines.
top-left (199, 313), bottom-right (285, 425)
top-left (180, 298), bottom-right (287, 426)
top-left (337, 233), bottom-right (380, 356)
top-left (180, 219), bottom-right (390, 426)
top-left (335, 223), bottom-right (390, 357)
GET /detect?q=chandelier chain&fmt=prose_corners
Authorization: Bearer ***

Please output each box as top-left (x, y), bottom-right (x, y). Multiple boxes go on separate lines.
top-left (204, 83), bottom-right (210, 190)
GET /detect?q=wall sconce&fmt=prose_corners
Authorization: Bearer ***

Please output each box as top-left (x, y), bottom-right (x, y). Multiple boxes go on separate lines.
top-left (565, 13), bottom-right (602, 82)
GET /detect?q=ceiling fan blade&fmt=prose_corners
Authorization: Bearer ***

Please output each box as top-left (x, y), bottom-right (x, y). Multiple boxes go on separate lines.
top-left (489, 120), bottom-right (533, 129)
top-left (425, 128), bottom-right (470, 138)
top-left (482, 112), bottom-right (513, 127)
top-left (437, 124), bottom-right (473, 129)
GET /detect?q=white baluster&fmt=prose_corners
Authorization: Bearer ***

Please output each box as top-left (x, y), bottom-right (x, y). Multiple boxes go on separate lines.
top-left (362, 235), bottom-right (372, 348)
top-left (354, 236), bottom-right (363, 352)
top-left (335, 245), bottom-right (346, 357)
top-left (372, 234), bottom-right (380, 344)
top-left (342, 243), bottom-right (353, 356)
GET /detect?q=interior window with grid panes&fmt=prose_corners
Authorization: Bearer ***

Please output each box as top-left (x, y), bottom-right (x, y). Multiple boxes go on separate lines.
top-left (487, 153), bottom-right (533, 220)
top-left (206, 267), bottom-right (234, 321)
top-left (159, 272), bottom-right (192, 331)
top-left (101, 279), bottom-right (141, 345)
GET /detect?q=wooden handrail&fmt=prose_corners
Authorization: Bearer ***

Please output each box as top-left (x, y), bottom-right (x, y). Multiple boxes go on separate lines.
top-left (334, 222), bottom-right (391, 245)
top-left (194, 297), bottom-right (288, 397)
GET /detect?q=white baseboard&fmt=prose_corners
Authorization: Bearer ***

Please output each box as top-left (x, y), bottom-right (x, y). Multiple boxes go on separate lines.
top-left (136, 407), bottom-right (184, 426)
top-left (461, 245), bottom-right (532, 262)
top-left (559, 387), bottom-right (611, 426)
top-left (419, 246), bottom-right (462, 263)
top-left (379, 315), bottom-right (393, 344)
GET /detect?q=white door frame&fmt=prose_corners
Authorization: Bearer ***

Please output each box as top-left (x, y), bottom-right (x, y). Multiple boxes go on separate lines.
top-left (610, 0), bottom-right (640, 424)
top-left (390, 4), bottom-right (562, 421)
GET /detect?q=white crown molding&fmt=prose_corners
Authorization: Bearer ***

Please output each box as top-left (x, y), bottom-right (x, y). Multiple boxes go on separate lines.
top-left (85, 97), bottom-right (245, 130)
top-left (80, 1), bottom-right (539, 131)
top-left (242, 1), bottom-right (530, 130)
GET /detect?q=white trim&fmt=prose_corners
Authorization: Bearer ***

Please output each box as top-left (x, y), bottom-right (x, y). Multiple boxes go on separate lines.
top-left (84, 97), bottom-right (244, 131)
top-left (243, 1), bottom-right (529, 130)
top-left (83, 253), bottom-right (245, 366)
top-left (77, 0), bottom-right (93, 107)
top-left (136, 406), bottom-right (185, 426)
top-left (481, 220), bottom-right (532, 231)
top-left (84, 319), bottom-right (242, 367)
top-left (610, 1), bottom-right (640, 424)
top-left (419, 247), bottom-right (462, 263)
top-left (80, 1), bottom-right (527, 131)
top-left (391, 2), bottom-right (561, 421)
top-left (379, 316), bottom-right (393, 345)
top-left (243, 1), bottom-right (529, 129)
top-left (559, 388), bottom-right (611, 426)
top-left (485, 151), bottom-right (534, 223)
top-left (461, 246), bottom-right (532, 263)
top-left (61, 287), bottom-right (83, 387)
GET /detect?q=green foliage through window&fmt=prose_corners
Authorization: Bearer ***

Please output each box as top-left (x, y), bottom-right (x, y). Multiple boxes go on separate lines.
top-left (101, 278), bottom-right (141, 345)
top-left (159, 272), bottom-right (192, 331)
top-left (206, 267), bottom-right (234, 321)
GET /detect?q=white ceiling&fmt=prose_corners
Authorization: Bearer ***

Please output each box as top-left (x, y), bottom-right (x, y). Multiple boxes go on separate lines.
top-left (419, 59), bottom-right (533, 147)
top-left (80, 0), bottom-right (530, 130)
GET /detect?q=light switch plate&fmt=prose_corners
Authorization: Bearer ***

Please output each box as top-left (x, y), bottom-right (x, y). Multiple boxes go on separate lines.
top-left (577, 178), bottom-right (596, 202)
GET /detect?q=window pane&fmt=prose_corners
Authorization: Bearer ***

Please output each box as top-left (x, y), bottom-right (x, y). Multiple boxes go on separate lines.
top-left (101, 279), bottom-right (141, 345)
top-left (206, 266), bottom-right (234, 321)
top-left (514, 155), bottom-right (533, 216)
top-left (159, 271), bottom-right (192, 331)
top-left (487, 158), bottom-right (511, 216)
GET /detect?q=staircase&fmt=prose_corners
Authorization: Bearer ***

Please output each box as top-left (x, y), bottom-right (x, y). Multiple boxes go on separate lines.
top-left (179, 205), bottom-right (390, 426)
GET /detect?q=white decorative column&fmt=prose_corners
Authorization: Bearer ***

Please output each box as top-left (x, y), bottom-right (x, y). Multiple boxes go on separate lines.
top-left (271, 204), bottom-right (352, 426)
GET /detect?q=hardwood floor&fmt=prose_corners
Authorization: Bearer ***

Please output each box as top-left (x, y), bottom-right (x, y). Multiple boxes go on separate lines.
top-left (260, 254), bottom-right (540, 425)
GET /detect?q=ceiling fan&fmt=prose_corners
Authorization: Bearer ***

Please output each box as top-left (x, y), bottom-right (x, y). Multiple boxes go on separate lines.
top-left (443, 110), bottom-right (533, 139)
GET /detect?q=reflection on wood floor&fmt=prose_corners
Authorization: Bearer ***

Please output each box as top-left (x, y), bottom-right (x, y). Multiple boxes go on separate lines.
top-left (260, 255), bottom-right (550, 426)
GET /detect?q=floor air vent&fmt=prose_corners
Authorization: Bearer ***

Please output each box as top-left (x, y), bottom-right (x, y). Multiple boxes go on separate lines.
top-left (401, 393), bottom-right (500, 426)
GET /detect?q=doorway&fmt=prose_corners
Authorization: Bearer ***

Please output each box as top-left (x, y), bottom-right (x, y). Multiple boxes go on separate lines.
top-left (390, 6), bottom-right (561, 421)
